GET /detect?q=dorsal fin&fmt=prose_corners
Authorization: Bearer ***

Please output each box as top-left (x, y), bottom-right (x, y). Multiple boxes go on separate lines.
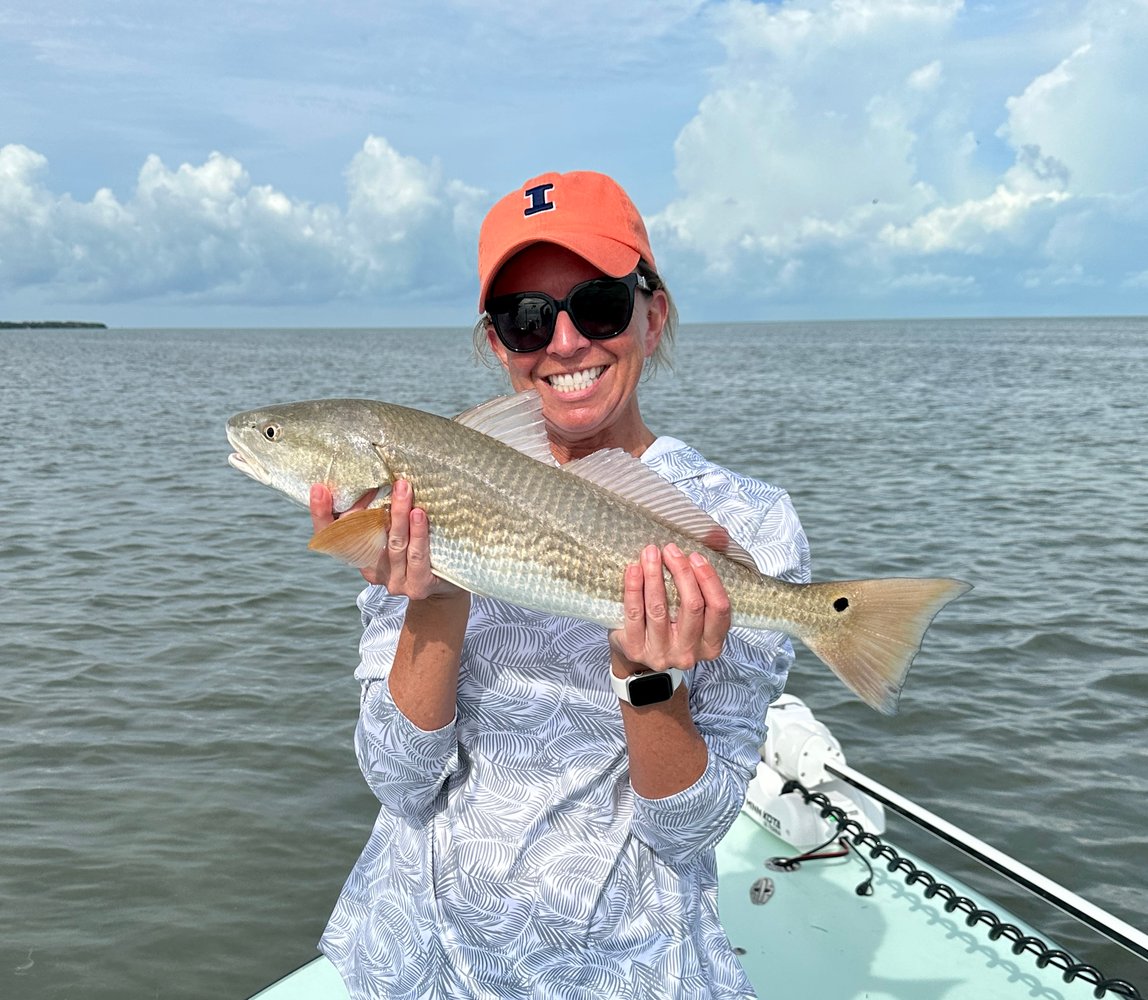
top-left (563, 449), bottom-right (761, 570)
top-left (453, 391), bottom-right (558, 466)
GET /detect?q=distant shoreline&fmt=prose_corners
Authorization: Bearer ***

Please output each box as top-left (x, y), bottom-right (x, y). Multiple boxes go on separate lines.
top-left (0, 321), bottom-right (108, 329)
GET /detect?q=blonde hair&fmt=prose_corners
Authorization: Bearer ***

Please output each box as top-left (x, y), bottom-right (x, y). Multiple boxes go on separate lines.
top-left (472, 261), bottom-right (677, 377)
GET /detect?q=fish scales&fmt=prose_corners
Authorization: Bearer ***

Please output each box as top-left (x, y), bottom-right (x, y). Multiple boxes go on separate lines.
top-left (368, 402), bottom-right (798, 631)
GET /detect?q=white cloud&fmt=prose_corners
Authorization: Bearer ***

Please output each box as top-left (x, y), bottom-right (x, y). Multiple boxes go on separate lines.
top-left (652, 0), bottom-right (1148, 312)
top-left (659, 78), bottom-right (929, 257)
top-left (885, 269), bottom-right (976, 293)
top-left (878, 152), bottom-right (1072, 254)
top-left (654, 0), bottom-right (974, 279)
top-left (908, 60), bottom-right (944, 92)
top-left (0, 137), bottom-right (485, 308)
top-left (1001, 0), bottom-right (1148, 196)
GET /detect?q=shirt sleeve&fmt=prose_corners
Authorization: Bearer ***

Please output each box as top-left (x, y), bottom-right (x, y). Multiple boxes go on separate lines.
top-left (351, 586), bottom-right (461, 822)
top-left (629, 476), bottom-right (810, 866)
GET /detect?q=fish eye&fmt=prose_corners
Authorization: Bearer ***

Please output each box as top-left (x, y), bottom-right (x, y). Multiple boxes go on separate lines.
top-left (263, 423), bottom-right (281, 441)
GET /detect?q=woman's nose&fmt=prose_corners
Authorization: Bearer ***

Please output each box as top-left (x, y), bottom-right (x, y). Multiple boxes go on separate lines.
top-left (546, 310), bottom-right (589, 357)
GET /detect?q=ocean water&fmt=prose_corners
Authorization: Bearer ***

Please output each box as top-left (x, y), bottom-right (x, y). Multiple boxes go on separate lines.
top-left (1, 318), bottom-right (1146, 998)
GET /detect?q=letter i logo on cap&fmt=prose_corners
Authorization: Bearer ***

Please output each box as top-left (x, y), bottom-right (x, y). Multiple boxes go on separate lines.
top-left (523, 183), bottom-right (555, 217)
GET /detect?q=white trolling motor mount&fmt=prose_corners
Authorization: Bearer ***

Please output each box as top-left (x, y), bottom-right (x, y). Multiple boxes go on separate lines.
top-left (743, 694), bottom-right (885, 850)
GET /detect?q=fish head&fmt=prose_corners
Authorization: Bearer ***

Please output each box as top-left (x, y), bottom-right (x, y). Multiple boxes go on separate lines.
top-left (226, 398), bottom-right (393, 513)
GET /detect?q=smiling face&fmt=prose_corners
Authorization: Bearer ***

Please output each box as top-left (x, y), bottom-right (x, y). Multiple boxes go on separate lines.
top-left (485, 243), bottom-right (669, 463)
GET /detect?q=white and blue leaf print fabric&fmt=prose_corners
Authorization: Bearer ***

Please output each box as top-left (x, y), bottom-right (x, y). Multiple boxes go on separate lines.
top-left (320, 437), bottom-right (811, 1000)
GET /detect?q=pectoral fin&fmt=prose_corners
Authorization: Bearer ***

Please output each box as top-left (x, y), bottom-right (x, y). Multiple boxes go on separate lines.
top-left (308, 506), bottom-right (391, 568)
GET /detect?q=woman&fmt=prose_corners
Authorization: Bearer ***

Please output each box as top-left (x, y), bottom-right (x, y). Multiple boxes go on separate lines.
top-left (310, 171), bottom-right (809, 999)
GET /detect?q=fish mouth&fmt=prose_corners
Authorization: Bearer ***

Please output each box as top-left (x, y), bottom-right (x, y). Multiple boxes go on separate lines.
top-left (226, 427), bottom-right (272, 485)
top-left (227, 450), bottom-right (271, 484)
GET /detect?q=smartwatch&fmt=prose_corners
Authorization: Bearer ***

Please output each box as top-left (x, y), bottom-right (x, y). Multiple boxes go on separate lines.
top-left (611, 668), bottom-right (685, 707)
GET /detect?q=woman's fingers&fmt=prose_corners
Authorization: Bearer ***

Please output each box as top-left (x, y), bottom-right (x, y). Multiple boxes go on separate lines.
top-left (309, 483), bottom-right (335, 534)
top-left (404, 507), bottom-right (436, 596)
top-left (688, 551), bottom-right (732, 661)
top-left (309, 484), bottom-right (378, 532)
top-left (386, 479), bottom-right (413, 585)
top-left (377, 480), bottom-right (458, 598)
top-left (610, 543), bottom-right (733, 671)
top-left (662, 544), bottom-right (705, 662)
top-left (639, 545), bottom-right (671, 665)
top-left (309, 479), bottom-right (456, 597)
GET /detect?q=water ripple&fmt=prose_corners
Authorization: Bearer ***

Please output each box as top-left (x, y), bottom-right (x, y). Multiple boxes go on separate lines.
top-left (2, 320), bottom-right (1147, 997)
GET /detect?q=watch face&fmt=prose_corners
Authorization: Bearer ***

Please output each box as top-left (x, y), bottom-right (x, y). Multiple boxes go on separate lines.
top-left (628, 672), bottom-right (675, 707)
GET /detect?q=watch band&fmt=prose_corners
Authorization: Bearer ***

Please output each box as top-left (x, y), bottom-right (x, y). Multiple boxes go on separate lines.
top-left (611, 668), bottom-right (685, 706)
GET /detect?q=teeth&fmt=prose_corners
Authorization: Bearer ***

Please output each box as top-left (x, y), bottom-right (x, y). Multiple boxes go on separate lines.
top-left (547, 366), bottom-right (604, 393)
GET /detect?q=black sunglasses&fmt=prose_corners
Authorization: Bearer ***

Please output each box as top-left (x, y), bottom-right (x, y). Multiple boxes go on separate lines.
top-left (486, 272), bottom-right (651, 353)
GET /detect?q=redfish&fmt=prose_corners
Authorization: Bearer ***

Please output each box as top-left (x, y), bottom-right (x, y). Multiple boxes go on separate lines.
top-left (226, 391), bottom-right (969, 713)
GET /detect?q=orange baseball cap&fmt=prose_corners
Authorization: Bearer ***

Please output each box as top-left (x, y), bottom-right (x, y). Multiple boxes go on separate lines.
top-left (477, 170), bottom-right (657, 309)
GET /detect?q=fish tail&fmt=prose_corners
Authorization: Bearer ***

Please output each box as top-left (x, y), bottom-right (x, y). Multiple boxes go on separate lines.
top-left (795, 577), bottom-right (972, 715)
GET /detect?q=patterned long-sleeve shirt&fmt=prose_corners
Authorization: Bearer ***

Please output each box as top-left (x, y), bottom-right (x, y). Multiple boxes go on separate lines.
top-left (320, 436), bottom-right (810, 1000)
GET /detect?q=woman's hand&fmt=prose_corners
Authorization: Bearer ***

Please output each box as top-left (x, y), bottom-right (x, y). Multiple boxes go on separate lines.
top-left (608, 543), bottom-right (732, 674)
top-left (308, 479), bottom-right (462, 599)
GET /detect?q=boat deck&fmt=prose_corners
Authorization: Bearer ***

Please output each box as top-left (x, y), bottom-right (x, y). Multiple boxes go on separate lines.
top-left (718, 810), bottom-right (1102, 999)
top-left (252, 810), bottom-right (1113, 999)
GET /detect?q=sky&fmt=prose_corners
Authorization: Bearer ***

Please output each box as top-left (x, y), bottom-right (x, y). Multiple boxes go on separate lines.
top-left (2, 0), bottom-right (1146, 327)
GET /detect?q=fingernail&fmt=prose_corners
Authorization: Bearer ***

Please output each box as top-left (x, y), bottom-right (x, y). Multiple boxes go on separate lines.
top-left (665, 543), bottom-right (683, 559)
top-left (689, 552), bottom-right (708, 567)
